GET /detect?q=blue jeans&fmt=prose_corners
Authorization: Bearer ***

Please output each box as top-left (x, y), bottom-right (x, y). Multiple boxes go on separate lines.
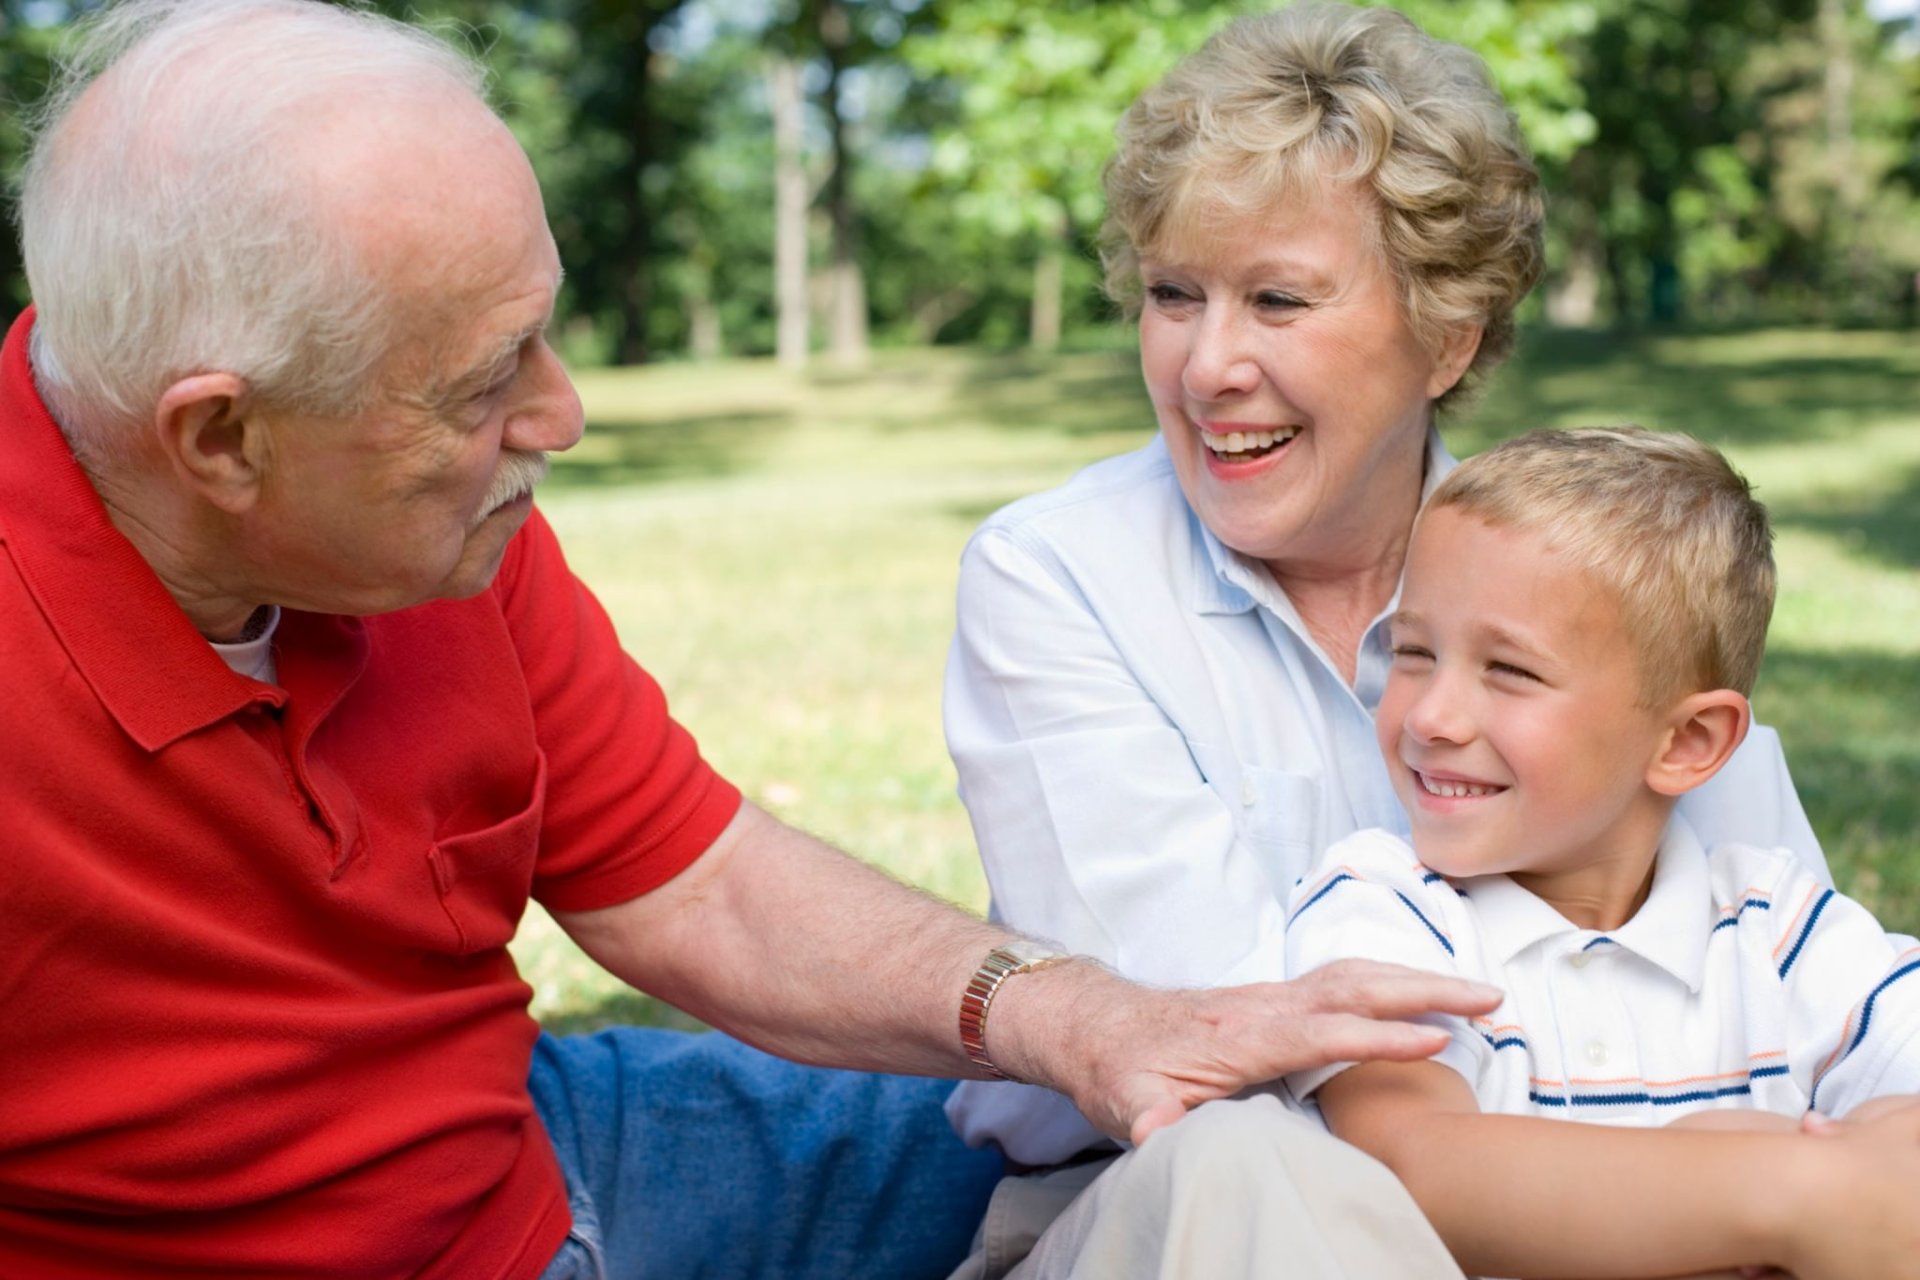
top-left (530, 1029), bottom-right (1004, 1280)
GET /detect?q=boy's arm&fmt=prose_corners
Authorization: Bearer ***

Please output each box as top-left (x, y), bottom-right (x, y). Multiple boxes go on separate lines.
top-left (1315, 1058), bottom-right (1920, 1280)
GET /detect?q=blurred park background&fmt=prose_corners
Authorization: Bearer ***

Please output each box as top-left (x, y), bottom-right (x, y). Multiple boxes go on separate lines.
top-left (2, 0), bottom-right (1916, 1031)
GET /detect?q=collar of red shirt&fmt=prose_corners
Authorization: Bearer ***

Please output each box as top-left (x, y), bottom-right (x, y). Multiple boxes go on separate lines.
top-left (0, 307), bottom-right (310, 751)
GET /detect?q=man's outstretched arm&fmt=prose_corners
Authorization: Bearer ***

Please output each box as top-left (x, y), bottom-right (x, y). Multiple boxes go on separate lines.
top-left (552, 800), bottom-right (1502, 1145)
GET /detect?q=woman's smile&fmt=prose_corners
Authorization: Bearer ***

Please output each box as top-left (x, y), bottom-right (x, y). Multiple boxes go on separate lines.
top-left (1197, 420), bottom-right (1302, 469)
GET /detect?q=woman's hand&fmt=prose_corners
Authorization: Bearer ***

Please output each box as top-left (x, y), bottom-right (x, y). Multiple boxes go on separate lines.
top-left (1771, 1101), bottom-right (1920, 1279)
top-left (1801, 1092), bottom-right (1920, 1134)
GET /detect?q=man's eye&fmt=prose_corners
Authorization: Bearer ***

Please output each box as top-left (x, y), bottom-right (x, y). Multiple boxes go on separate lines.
top-left (470, 373), bottom-right (515, 407)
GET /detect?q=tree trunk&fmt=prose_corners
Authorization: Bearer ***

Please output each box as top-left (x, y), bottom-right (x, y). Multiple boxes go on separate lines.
top-left (595, 2), bottom-right (666, 366)
top-left (818, 1), bottom-right (867, 369)
top-left (828, 261), bottom-right (867, 365)
top-left (769, 55), bottom-right (809, 371)
top-left (687, 284), bottom-right (723, 362)
top-left (1030, 240), bottom-right (1063, 353)
top-left (1602, 239), bottom-right (1635, 332)
top-left (910, 288), bottom-right (974, 345)
top-left (1819, 0), bottom-right (1868, 297)
top-left (1820, 0), bottom-right (1855, 195)
top-left (1546, 232), bottom-right (1601, 328)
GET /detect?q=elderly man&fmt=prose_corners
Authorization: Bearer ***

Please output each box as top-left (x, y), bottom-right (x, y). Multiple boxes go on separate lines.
top-left (0, 3), bottom-right (1500, 1278)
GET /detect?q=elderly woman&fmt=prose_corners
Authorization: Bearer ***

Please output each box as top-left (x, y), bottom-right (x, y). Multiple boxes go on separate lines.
top-left (943, 5), bottom-right (1825, 1276)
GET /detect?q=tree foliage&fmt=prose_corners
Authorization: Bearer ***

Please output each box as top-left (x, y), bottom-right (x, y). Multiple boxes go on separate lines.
top-left (0, 0), bottom-right (1915, 352)
top-left (0, 0), bottom-right (68, 324)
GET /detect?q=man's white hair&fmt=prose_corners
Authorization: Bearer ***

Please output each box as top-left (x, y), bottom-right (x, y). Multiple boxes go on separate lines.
top-left (16, 0), bottom-right (489, 464)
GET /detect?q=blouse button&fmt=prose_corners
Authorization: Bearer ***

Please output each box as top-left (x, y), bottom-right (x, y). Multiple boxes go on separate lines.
top-left (1240, 779), bottom-right (1257, 806)
top-left (1585, 1040), bottom-right (1608, 1067)
top-left (1568, 951), bottom-right (1592, 970)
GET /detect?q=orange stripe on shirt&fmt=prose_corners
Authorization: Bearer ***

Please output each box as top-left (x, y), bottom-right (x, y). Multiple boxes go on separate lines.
top-left (1772, 884), bottom-right (1825, 961)
top-left (1811, 945), bottom-right (1920, 1089)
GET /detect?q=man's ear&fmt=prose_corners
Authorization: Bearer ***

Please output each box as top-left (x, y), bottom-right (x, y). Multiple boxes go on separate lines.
top-left (152, 373), bottom-right (267, 514)
top-left (1426, 324), bottom-right (1484, 401)
top-left (1646, 690), bottom-right (1751, 798)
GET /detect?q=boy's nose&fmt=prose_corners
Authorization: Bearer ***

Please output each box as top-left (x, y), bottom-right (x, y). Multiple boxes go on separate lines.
top-left (1403, 680), bottom-right (1474, 746)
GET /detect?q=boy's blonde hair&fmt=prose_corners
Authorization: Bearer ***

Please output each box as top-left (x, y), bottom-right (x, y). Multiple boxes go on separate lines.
top-left (1427, 428), bottom-right (1776, 704)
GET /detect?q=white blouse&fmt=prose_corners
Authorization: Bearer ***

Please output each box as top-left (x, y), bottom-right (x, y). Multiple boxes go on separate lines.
top-left (943, 430), bottom-right (1829, 1165)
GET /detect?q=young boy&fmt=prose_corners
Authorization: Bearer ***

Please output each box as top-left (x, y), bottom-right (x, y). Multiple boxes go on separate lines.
top-left (1284, 428), bottom-right (1920, 1280)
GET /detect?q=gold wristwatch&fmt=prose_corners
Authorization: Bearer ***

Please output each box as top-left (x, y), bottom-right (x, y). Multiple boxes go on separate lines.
top-left (958, 940), bottom-right (1070, 1081)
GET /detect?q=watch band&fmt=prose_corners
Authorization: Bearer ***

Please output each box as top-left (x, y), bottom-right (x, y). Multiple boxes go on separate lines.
top-left (959, 942), bottom-right (1069, 1081)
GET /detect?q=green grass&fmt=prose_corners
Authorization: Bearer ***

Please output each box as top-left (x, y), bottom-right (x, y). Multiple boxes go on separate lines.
top-left (511, 327), bottom-right (1920, 1033)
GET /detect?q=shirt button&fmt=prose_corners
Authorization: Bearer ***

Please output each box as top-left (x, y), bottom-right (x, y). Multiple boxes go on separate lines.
top-left (1568, 952), bottom-right (1591, 969)
top-left (1240, 779), bottom-right (1256, 806)
top-left (1585, 1040), bottom-right (1608, 1067)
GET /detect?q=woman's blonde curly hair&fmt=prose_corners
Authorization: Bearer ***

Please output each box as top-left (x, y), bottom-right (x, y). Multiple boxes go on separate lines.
top-left (1102, 3), bottom-right (1544, 409)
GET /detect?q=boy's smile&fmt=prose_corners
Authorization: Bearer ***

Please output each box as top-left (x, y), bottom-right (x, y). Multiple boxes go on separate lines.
top-left (1377, 506), bottom-right (1679, 928)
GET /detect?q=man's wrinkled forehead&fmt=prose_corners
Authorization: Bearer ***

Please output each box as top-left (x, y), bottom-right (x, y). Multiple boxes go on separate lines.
top-left (302, 86), bottom-right (515, 221)
top-left (303, 93), bottom-right (560, 392)
top-left (308, 89), bottom-right (548, 292)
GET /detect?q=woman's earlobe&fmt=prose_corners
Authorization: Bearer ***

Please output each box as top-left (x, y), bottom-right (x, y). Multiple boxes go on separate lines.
top-left (1427, 325), bottom-right (1485, 399)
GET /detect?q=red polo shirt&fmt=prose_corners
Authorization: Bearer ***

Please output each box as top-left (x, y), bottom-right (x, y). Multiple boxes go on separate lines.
top-left (0, 311), bottom-right (742, 1278)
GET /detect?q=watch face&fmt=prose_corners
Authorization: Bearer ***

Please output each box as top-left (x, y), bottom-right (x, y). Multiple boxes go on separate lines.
top-left (1000, 940), bottom-right (1068, 969)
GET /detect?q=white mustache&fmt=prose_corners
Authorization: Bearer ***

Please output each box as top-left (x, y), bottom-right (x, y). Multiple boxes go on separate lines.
top-left (473, 449), bottom-right (549, 527)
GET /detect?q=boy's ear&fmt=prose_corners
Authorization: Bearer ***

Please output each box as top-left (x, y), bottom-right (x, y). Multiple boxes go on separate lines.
top-left (1646, 690), bottom-right (1751, 798)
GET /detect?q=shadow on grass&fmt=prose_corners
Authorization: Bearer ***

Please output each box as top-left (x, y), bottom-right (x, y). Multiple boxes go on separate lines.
top-left (1759, 646), bottom-right (1920, 934)
top-left (750, 349), bottom-right (1151, 440)
top-left (962, 372), bottom-right (1148, 438)
top-left (546, 408), bottom-right (793, 490)
top-left (1773, 462), bottom-right (1920, 572)
top-left (538, 989), bottom-right (712, 1038)
top-left (1461, 327), bottom-right (1919, 455)
top-left (941, 496), bottom-right (1030, 528)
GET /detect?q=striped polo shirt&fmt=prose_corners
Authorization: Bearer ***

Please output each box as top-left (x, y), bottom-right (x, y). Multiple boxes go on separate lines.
top-left (1285, 818), bottom-right (1920, 1121)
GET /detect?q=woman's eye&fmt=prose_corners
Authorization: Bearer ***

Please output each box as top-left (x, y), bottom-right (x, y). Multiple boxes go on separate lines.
top-left (1254, 291), bottom-right (1305, 311)
top-left (1146, 282), bottom-right (1195, 306)
top-left (1490, 661), bottom-right (1539, 682)
top-left (1391, 645), bottom-right (1433, 662)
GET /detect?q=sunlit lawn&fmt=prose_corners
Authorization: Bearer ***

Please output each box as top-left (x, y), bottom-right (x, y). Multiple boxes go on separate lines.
top-left (513, 326), bottom-right (1920, 1033)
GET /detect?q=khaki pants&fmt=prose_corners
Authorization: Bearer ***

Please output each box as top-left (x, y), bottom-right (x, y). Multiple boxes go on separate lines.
top-left (950, 1093), bottom-right (1464, 1280)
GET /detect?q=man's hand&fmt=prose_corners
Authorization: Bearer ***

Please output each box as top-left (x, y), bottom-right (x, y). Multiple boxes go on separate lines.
top-left (557, 806), bottom-right (1496, 1100)
top-left (987, 958), bottom-right (1502, 1146)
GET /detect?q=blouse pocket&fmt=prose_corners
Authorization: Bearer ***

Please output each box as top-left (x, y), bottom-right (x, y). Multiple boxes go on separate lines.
top-left (427, 749), bottom-right (547, 955)
top-left (1235, 765), bottom-right (1320, 893)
